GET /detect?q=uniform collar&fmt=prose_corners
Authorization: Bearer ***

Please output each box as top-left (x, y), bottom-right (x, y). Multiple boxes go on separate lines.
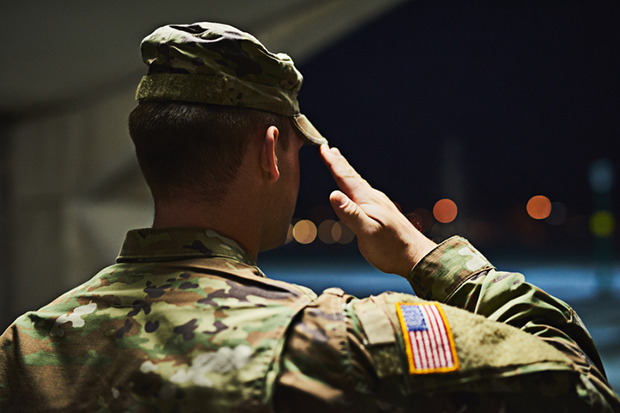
top-left (116, 227), bottom-right (258, 268)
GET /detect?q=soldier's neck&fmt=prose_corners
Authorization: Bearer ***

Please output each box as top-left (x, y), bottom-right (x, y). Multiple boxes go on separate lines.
top-left (152, 188), bottom-right (264, 262)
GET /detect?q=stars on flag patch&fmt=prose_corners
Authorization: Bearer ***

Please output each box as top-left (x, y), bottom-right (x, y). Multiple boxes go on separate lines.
top-left (396, 302), bottom-right (459, 374)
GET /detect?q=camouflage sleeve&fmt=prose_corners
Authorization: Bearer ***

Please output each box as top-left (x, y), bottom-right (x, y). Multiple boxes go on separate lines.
top-left (274, 237), bottom-right (620, 412)
top-left (407, 235), bottom-right (620, 408)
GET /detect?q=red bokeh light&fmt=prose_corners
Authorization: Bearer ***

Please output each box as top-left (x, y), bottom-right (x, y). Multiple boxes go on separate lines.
top-left (433, 199), bottom-right (458, 223)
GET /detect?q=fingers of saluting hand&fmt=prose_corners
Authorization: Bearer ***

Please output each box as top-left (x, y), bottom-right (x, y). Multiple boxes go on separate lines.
top-left (319, 145), bottom-right (435, 276)
top-left (328, 189), bottom-right (370, 233)
top-left (319, 145), bottom-right (371, 201)
top-left (320, 145), bottom-right (375, 231)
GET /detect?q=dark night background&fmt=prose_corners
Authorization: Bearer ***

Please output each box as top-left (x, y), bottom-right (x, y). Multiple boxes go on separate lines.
top-left (269, 0), bottom-right (620, 260)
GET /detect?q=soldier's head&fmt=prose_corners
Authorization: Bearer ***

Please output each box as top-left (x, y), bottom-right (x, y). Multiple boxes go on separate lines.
top-left (128, 22), bottom-right (326, 206)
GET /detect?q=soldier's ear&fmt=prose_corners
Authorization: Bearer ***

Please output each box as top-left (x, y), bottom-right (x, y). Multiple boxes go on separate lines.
top-left (260, 126), bottom-right (280, 182)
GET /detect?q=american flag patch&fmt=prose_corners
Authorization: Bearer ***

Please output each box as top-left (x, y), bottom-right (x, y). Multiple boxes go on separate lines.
top-left (396, 302), bottom-right (459, 374)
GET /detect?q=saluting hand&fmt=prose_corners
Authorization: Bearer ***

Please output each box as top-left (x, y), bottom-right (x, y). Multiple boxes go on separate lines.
top-left (319, 145), bottom-right (436, 277)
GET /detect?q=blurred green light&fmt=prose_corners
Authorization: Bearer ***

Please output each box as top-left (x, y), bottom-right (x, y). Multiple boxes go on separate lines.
top-left (589, 211), bottom-right (615, 238)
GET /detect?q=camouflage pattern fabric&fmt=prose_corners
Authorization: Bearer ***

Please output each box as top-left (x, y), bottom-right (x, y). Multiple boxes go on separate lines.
top-left (136, 22), bottom-right (327, 146)
top-left (1, 229), bottom-right (619, 412)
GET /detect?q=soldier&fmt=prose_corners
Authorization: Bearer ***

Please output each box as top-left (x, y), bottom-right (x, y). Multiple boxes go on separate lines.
top-left (1, 22), bottom-right (619, 412)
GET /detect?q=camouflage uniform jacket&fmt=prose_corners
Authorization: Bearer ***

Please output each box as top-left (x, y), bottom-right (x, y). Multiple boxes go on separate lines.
top-left (1, 228), bottom-right (618, 412)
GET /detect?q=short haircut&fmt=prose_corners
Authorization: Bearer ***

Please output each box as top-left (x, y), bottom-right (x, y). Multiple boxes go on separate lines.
top-left (128, 101), bottom-right (291, 205)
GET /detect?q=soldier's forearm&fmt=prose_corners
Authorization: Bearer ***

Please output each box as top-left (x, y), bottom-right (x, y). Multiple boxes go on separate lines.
top-left (408, 236), bottom-right (615, 399)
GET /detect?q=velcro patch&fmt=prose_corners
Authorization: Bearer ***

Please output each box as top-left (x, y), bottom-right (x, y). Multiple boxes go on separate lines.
top-left (396, 302), bottom-right (459, 374)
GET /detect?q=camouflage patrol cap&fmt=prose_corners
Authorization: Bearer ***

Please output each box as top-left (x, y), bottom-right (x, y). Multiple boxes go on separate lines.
top-left (136, 22), bottom-right (327, 145)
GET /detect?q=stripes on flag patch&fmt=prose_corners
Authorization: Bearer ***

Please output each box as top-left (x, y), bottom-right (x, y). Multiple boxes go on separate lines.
top-left (396, 302), bottom-right (459, 374)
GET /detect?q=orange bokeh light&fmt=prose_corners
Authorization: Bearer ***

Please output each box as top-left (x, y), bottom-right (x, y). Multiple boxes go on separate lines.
top-left (526, 195), bottom-right (552, 220)
top-left (433, 199), bottom-right (458, 223)
top-left (292, 219), bottom-right (317, 244)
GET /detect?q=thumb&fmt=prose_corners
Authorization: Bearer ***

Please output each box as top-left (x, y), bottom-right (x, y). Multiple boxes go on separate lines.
top-left (329, 190), bottom-right (370, 234)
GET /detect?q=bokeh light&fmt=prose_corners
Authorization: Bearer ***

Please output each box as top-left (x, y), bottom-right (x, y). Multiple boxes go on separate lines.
top-left (302, 219), bottom-right (356, 245)
top-left (545, 202), bottom-right (568, 226)
top-left (590, 211), bottom-right (616, 238)
top-left (292, 219), bottom-right (317, 244)
top-left (588, 159), bottom-right (614, 194)
top-left (318, 219), bottom-right (338, 244)
top-left (526, 195), bottom-right (551, 220)
top-left (336, 221), bottom-right (355, 244)
top-left (433, 199), bottom-right (458, 223)
top-left (330, 221), bottom-right (343, 243)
